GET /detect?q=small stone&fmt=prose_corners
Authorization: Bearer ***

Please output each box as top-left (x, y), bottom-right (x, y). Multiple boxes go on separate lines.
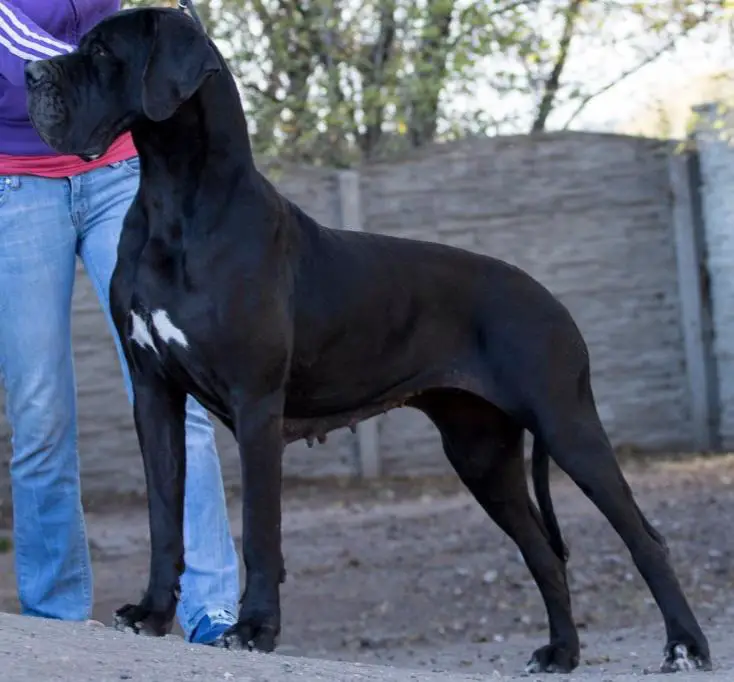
top-left (482, 569), bottom-right (498, 584)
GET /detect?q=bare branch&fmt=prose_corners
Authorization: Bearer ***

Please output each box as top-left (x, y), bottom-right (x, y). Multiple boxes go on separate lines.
top-left (560, 5), bottom-right (721, 128)
top-left (531, 0), bottom-right (585, 132)
top-left (242, 81), bottom-right (281, 103)
top-left (562, 44), bottom-right (681, 128)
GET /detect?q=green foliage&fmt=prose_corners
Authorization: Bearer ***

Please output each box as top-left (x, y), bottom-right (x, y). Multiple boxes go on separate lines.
top-left (123, 0), bottom-right (732, 165)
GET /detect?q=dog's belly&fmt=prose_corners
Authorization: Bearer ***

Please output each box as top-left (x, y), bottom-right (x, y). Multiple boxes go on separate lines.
top-left (282, 405), bottom-right (391, 445)
top-left (282, 379), bottom-right (424, 445)
top-left (282, 358), bottom-right (476, 445)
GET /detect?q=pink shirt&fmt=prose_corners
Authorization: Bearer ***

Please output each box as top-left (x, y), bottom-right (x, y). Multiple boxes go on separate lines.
top-left (0, 131), bottom-right (138, 178)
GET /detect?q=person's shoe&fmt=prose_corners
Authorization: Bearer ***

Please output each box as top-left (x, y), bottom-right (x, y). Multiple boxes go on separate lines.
top-left (189, 609), bottom-right (236, 646)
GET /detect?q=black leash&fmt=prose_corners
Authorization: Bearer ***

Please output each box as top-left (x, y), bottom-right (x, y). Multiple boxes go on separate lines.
top-left (177, 0), bottom-right (205, 31)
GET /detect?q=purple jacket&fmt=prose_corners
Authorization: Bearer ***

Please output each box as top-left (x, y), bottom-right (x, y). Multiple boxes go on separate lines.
top-left (0, 0), bottom-right (120, 156)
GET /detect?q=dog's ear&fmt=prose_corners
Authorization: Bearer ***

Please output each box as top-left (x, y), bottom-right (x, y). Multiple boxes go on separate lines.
top-left (141, 11), bottom-right (221, 122)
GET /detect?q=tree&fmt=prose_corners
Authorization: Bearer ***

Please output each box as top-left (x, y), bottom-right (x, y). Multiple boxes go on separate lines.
top-left (124, 0), bottom-right (732, 166)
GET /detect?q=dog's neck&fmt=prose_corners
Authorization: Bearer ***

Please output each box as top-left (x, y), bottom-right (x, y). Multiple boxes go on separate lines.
top-left (132, 67), bottom-right (254, 171)
top-left (129, 68), bottom-right (258, 238)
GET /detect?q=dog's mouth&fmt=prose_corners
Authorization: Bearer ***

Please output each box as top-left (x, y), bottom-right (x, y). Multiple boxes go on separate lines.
top-left (28, 99), bottom-right (112, 161)
top-left (74, 129), bottom-right (123, 162)
top-left (75, 113), bottom-right (139, 162)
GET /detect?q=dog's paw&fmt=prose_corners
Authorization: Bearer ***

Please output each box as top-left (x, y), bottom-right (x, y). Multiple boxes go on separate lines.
top-left (222, 620), bottom-right (279, 653)
top-left (525, 642), bottom-right (579, 674)
top-left (113, 603), bottom-right (172, 638)
top-left (660, 643), bottom-right (712, 673)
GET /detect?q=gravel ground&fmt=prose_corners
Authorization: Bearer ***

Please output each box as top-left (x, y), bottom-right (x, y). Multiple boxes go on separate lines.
top-left (1, 452), bottom-right (734, 679)
top-left (3, 611), bottom-right (734, 682)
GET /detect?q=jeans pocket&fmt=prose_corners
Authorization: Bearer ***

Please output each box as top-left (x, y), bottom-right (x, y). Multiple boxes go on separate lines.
top-left (0, 176), bottom-right (20, 208)
top-left (119, 156), bottom-right (140, 177)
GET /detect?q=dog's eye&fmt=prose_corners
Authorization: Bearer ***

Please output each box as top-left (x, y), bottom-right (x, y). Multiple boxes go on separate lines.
top-left (91, 44), bottom-right (108, 58)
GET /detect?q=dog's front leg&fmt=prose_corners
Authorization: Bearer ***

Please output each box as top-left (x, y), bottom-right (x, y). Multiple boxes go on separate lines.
top-left (223, 391), bottom-right (285, 653)
top-left (114, 374), bottom-right (187, 637)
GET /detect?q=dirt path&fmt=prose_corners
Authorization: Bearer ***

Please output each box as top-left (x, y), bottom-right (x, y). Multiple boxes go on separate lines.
top-left (3, 611), bottom-right (734, 682)
top-left (0, 611), bottom-right (493, 682)
top-left (1, 453), bottom-right (734, 678)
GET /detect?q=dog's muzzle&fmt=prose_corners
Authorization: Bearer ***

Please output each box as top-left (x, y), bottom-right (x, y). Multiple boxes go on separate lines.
top-left (25, 61), bottom-right (72, 148)
top-left (25, 62), bottom-right (105, 161)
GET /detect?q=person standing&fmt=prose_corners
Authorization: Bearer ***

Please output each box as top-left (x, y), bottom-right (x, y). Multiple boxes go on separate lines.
top-left (0, 0), bottom-right (240, 645)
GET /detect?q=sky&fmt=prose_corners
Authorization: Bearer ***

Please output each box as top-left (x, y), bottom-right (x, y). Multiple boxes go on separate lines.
top-left (442, 2), bottom-right (734, 138)
top-left (543, 12), bottom-right (733, 134)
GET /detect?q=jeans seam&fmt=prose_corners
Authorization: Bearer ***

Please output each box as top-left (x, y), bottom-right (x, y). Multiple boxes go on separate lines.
top-left (67, 175), bottom-right (93, 618)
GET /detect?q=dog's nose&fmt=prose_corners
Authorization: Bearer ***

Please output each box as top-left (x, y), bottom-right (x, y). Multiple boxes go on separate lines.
top-left (24, 61), bottom-right (47, 86)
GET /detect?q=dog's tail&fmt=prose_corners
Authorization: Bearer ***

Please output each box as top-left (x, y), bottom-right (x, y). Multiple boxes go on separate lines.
top-left (531, 437), bottom-right (569, 563)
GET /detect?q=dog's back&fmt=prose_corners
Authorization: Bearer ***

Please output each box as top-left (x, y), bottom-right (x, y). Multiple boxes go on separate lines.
top-left (279, 194), bottom-right (587, 424)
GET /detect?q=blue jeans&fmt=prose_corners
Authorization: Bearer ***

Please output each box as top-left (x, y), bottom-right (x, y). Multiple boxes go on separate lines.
top-left (0, 158), bottom-right (239, 638)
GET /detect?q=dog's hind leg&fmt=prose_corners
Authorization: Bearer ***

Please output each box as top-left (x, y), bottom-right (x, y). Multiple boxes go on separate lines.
top-left (532, 366), bottom-right (711, 673)
top-left (413, 391), bottom-right (580, 673)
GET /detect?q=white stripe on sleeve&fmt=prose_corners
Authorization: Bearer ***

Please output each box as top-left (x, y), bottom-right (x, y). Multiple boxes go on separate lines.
top-left (0, 4), bottom-right (72, 59)
top-left (0, 29), bottom-right (43, 61)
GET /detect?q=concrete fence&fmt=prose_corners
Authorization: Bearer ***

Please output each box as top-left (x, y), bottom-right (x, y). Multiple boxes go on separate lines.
top-left (1, 119), bottom-right (733, 499)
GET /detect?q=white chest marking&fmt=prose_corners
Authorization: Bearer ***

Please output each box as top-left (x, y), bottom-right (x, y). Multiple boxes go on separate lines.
top-left (129, 311), bottom-right (158, 353)
top-left (151, 309), bottom-right (190, 349)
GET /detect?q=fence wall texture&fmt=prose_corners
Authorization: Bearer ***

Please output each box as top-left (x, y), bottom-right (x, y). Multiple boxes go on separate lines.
top-left (0, 126), bottom-right (731, 500)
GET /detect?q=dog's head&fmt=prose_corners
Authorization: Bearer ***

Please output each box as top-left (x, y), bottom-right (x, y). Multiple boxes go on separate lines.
top-left (25, 8), bottom-right (221, 160)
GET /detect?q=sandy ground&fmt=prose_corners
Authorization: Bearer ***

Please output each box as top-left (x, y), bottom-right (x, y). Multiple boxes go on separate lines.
top-left (1, 452), bottom-right (734, 680)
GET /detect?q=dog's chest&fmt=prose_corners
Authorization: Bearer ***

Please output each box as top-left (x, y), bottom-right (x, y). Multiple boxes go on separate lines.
top-left (125, 306), bottom-right (194, 369)
top-left (129, 308), bottom-right (190, 355)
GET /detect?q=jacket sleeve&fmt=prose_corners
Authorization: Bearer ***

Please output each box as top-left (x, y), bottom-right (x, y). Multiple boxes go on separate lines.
top-left (0, 1), bottom-right (73, 87)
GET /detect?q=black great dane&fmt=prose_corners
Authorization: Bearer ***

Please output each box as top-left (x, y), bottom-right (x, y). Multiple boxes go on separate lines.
top-left (24, 7), bottom-right (711, 674)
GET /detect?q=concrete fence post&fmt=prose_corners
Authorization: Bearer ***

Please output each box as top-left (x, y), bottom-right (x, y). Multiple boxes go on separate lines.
top-left (690, 102), bottom-right (734, 448)
top-left (336, 169), bottom-right (381, 478)
top-left (667, 143), bottom-right (719, 451)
